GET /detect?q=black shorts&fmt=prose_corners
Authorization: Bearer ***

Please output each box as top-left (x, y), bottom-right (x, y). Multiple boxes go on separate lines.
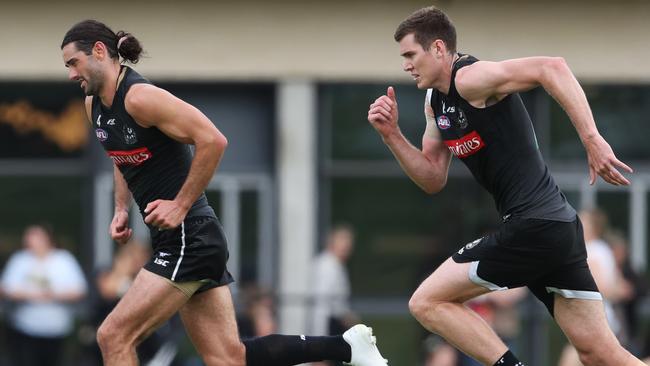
top-left (144, 216), bottom-right (234, 294)
top-left (452, 216), bottom-right (600, 315)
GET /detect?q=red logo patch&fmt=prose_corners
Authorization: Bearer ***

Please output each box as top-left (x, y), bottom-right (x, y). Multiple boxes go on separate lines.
top-left (107, 147), bottom-right (153, 166)
top-left (444, 131), bottom-right (485, 158)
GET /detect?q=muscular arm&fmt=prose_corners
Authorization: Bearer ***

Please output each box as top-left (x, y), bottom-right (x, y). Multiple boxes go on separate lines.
top-left (368, 87), bottom-right (451, 194)
top-left (125, 84), bottom-right (227, 228)
top-left (113, 165), bottom-right (132, 213)
top-left (455, 57), bottom-right (632, 186)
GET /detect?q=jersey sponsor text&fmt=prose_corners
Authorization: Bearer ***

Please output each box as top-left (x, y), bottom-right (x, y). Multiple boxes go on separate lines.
top-left (107, 147), bottom-right (153, 166)
top-left (444, 131), bottom-right (485, 158)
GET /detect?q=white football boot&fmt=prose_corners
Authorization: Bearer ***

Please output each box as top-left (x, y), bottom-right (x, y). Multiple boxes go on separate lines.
top-left (342, 324), bottom-right (388, 366)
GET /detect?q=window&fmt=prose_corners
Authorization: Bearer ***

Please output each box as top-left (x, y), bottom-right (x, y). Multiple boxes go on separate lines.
top-left (549, 85), bottom-right (650, 161)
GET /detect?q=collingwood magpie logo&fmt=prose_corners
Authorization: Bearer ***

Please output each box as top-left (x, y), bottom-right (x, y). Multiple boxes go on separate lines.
top-left (123, 124), bottom-right (137, 145)
top-left (458, 108), bottom-right (468, 129)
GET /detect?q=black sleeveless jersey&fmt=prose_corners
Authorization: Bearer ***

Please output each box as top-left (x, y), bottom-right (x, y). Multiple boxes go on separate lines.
top-left (91, 66), bottom-right (215, 221)
top-left (429, 54), bottom-right (575, 221)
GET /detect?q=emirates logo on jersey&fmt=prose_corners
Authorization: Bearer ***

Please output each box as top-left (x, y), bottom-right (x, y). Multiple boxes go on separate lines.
top-left (107, 147), bottom-right (153, 166)
top-left (444, 131), bottom-right (485, 158)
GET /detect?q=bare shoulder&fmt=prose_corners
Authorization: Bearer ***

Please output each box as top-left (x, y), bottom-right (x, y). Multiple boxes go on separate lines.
top-left (84, 96), bottom-right (93, 122)
top-left (423, 89), bottom-right (442, 140)
top-left (457, 57), bottom-right (564, 88)
top-left (424, 88), bottom-right (435, 118)
top-left (454, 61), bottom-right (495, 89)
top-left (454, 61), bottom-right (497, 106)
top-left (454, 59), bottom-right (543, 107)
top-left (425, 88), bottom-right (433, 106)
top-left (123, 84), bottom-right (170, 127)
top-left (124, 84), bottom-right (180, 124)
top-left (124, 83), bottom-right (164, 109)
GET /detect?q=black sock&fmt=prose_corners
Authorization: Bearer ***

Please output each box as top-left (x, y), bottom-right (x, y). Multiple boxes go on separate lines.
top-left (243, 334), bottom-right (351, 366)
top-left (493, 350), bottom-right (525, 366)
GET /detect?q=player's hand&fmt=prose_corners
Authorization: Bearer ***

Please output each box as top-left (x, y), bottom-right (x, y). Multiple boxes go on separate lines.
top-left (584, 134), bottom-right (633, 186)
top-left (110, 209), bottom-right (132, 245)
top-left (144, 199), bottom-right (187, 230)
top-left (368, 86), bottom-right (400, 140)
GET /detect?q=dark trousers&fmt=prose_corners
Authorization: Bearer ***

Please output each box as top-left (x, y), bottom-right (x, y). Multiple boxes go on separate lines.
top-left (8, 326), bottom-right (65, 366)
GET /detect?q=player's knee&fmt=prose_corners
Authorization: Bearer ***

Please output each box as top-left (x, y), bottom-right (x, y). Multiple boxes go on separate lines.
top-left (408, 292), bottom-right (427, 319)
top-left (408, 292), bottom-right (442, 324)
top-left (576, 347), bottom-right (605, 366)
top-left (410, 291), bottom-right (463, 334)
top-left (96, 318), bottom-right (128, 354)
top-left (96, 321), bottom-right (116, 353)
top-left (203, 341), bottom-right (245, 366)
top-left (575, 341), bottom-right (621, 366)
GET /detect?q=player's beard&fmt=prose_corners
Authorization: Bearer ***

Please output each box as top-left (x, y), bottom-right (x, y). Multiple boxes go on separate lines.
top-left (83, 64), bottom-right (104, 96)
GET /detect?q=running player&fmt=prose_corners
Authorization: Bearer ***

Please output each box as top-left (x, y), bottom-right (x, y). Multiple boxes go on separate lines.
top-left (61, 19), bottom-right (387, 366)
top-left (367, 6), bottom-right (643, 366)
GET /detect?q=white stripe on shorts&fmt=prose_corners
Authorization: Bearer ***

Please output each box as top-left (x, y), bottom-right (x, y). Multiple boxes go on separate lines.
top-left (171, 221), bottom-right (186, 281)
top-left (469, 261), bottom-right (508, 291)
top-left (546, 287), bottom-right (603, 300)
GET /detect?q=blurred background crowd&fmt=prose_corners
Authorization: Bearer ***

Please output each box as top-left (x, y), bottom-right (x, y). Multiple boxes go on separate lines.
top-left (0, 1), bottom-right (649, 365)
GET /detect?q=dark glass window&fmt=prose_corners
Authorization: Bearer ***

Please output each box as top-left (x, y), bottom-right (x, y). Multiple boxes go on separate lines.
top-left (330, 176), bottom-right (499, 297)
top-left (0, 83), bottom-right (88, 158)
top-left (549, 85), bottom-right (650, 161)
top-left (320, 84), bottom-right (428, 160)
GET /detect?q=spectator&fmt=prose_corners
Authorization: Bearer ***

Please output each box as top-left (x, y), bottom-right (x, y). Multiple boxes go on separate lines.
top-left (236, 284), bottom-right (277, 339)
top-left (95, 240), bottom-right (150, 314)
top-left (311, 225), bottom-right (358, 335)
top-left (311, 224), bottom-right (359, 366)
top-left (423, 335), bottom-right (459, 366)
top-left (607, 230), bottom-right (648, 356)
top-left (558, 209), bottom-right (633, 366)
top-left (460, 288), bottom-right (527, 366)
top-left (0, 224), bottom-right (87, 366)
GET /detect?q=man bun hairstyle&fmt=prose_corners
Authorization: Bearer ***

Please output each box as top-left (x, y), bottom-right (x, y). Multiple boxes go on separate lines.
top-left (115, 30), bottom-right (143, 64)
top-left (61, 19), bottom-right (144, 64)
top-left (394, 6), bottom-right (457, 53)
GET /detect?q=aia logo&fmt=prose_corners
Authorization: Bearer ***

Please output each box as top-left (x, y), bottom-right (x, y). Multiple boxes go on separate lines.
top-left (96, 128), bottom-right (108, 141)
top-left (437, 115), bottom-right (451, 129)
top-left (444, 130), bottom-right (485, 158)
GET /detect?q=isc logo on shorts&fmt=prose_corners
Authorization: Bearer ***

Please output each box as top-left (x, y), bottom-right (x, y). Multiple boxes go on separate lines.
top-left (457, 238), bottom-right (482, 255)
top-left (154, 258), bottom-right (170, 267)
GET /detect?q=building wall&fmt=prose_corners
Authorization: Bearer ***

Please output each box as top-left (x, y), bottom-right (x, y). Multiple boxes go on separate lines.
top-left (2, 0), bottom-right (648, 82)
